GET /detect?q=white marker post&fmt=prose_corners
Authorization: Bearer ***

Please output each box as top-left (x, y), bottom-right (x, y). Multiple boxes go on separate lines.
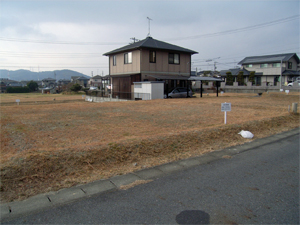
top-left (221, 102), bottom-right (231, 124)
top-left (16, 99), bottom-right (20, 105)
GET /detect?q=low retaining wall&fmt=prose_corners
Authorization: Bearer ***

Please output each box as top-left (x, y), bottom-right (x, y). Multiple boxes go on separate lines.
top-left (85, 96), bottom-right (128, 102)
top-left (193, 81), bottom-right (300, 94)
top-left (221, 86), bottom-right (300, 93)
top-left (221, 81), bottom-right (299, 93)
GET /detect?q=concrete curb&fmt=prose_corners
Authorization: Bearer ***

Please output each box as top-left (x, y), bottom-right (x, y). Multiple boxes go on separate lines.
top-left (1, 128), bottom-right (299, 221)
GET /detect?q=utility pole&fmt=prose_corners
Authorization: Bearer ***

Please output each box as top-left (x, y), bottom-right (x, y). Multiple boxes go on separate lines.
top-left (280, 59), bottom-right (283, 90)
top-left (130, 37), bottom-right (139, 43)
top-left (214, 61), bottom-right (217, 73)
top-left (205, 57), bottom-right (220, 75)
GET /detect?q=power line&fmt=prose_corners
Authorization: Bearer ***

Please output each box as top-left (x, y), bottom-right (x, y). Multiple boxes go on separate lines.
top-left (0, 51), bottom-right (106, 59)
top-left (0, 65), bottom-right (108, 69)
top-left (0, 37), bottom-right (127, 45)
top-left (192, 46), bottom-right (299, 64)
top-left (0, 15), bottom-right (298, 45)
top-left (1, 54), bottom-right (104, 58)
top-left (165, 15), bottom-right (299, 41)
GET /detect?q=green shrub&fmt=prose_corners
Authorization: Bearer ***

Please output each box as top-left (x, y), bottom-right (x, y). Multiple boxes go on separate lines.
top-left (6, 87), bottom-right (30, 93)
top-left (70, 84), bottom-right (82, 92)
top-left (27, 81), bottom-right (39, 92)
top-left (226, 72), bottom-right (233, 85)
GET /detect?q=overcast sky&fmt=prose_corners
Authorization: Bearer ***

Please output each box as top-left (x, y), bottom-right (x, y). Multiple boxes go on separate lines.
top-left (1, 0), bottom-right (299, 77)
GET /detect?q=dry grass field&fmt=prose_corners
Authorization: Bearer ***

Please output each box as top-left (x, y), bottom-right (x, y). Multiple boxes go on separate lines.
top-left (0, 92), bottom-right (299, 203)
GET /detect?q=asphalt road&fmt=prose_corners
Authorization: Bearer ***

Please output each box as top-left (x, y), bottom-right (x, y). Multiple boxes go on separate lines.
top-left (3, 132), bottom-right (299, 224)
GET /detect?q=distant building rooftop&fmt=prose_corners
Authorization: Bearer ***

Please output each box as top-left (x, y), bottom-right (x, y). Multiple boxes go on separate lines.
top-left (238, 53), bottom-right (299, 65)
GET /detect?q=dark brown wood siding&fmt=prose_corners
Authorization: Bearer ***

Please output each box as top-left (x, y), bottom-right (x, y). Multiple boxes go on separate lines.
top-left (112, 74), bottom-right (141, 99)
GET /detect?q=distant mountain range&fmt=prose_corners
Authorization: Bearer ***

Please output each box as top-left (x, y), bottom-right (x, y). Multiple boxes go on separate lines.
top-left (0, 69), bottom-right (90, 81)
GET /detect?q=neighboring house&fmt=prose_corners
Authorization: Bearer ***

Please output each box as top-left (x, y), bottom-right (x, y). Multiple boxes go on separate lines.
top-left (71, 76), bottom-right (81, 82)
top-left (89, 75), bottom-right (103, 88)
top-left (220, 68), bottom-right (263, 85)
top-left (57, 79), bottom-right (71, 86)
top-left (42, 78), bottom-right (56, 88)
top-left (238, 53), bottom-right (300, 86)
top-left (0, 81), bottom-right (6, 92)
top-left (7, 81), bottom-right (22, 87)
top-left (73, 76), bottom-right (89, 87)
top-left (0, 78), bottom-right (23, 87)
top-left (103, 36), bottom-right (198, 96)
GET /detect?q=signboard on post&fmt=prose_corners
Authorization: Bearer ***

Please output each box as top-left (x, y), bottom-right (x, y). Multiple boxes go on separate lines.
top-left (221, 102), bottom-right (231, 112)
top-left (221, 102), bottom-right (231, 124)
top-left (16, 99), bottom-right (20, 105)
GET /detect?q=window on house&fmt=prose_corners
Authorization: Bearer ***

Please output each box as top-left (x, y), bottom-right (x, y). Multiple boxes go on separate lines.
top-left (272, 63), bottom-right (280, 67)
top-left (169, 53), bottom-right (180, 64)
top-left (288, 62), bottom-right (292, 69)
top-left (260, 64), bottom-right (268, 68)
top-left (245, 64), bottom-right (252, 68)
top-left (124, 52), bottom-right (132, 64)
top-left (149, 50), bottom-right (156, 63)
top-left (113, 55), bottom-right (116, 66)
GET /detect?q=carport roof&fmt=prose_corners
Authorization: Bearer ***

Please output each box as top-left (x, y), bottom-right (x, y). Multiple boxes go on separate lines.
top-left (147, 74), bottom-right (223, 81)
top-left (282, 70), bottom-right (300, 76)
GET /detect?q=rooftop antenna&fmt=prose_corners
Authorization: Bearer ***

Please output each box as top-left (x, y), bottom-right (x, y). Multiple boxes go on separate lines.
top-left (147, 17), bottom-right (152, 37)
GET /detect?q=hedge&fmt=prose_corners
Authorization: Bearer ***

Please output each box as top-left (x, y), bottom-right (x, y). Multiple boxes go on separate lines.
top-left (6, 87), bottom-right (30, 93)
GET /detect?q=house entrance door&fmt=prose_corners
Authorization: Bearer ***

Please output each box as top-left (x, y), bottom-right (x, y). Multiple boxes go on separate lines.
top-left (274, 76), bottom-right (279, 86)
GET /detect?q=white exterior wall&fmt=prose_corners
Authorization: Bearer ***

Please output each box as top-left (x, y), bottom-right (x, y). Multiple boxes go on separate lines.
top-left (133, 82), bottom-right (164, 100)
top-left (242, 59), bottom-right (299, 84)
top-left (245, 64), bottom-right (282, 75)
top-left (150, 82), bottom-right (164, 100)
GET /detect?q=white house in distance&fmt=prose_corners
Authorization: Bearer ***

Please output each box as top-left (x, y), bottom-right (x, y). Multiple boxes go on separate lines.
top-left (42, 78), bottom-right (56, 88)
top-left (89, 75), bottom-right (102, 88)
top-left (238, 53), bottom-right (299, 86)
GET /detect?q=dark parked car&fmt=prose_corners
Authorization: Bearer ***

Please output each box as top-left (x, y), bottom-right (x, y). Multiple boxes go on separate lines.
top-left (164, 87), bottom-right (193, 98)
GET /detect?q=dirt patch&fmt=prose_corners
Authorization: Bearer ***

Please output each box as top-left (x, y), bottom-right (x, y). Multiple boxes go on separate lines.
top-left (119, 180), bottom-right (153, 190)
top-left (0, 92), bottom-right (299, 203)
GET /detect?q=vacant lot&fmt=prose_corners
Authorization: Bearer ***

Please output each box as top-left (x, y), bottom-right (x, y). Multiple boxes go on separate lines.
top-left (0, 92), bottom-right (299, 202)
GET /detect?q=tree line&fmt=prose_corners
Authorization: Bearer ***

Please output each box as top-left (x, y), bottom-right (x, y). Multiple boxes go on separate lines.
top-left (6, 81), bottom-right (39, 93)
top-left (226, 71), bottom-right (255, 86)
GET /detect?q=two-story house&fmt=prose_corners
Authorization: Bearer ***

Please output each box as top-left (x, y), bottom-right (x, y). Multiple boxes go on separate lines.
top-left (71, 76), bottom-right (89, 88)
top-left (89, 75), bottom-right (103, 88)
top-left (238, 53), bottom-right (299, 86)
top-left (42, 78), bottom-right (56, 88)
top-left (57, 79), bottom-right (71, 87)
top-left (103, 36), bottom-right (198, 97)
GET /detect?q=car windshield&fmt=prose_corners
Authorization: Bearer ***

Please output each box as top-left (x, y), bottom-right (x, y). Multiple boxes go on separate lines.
top-left (178, 88), bottom-right (187, 92)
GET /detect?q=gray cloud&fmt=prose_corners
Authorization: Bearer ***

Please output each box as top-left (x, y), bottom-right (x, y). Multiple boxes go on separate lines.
top-left (0, 0), bottom-right (299, 75)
